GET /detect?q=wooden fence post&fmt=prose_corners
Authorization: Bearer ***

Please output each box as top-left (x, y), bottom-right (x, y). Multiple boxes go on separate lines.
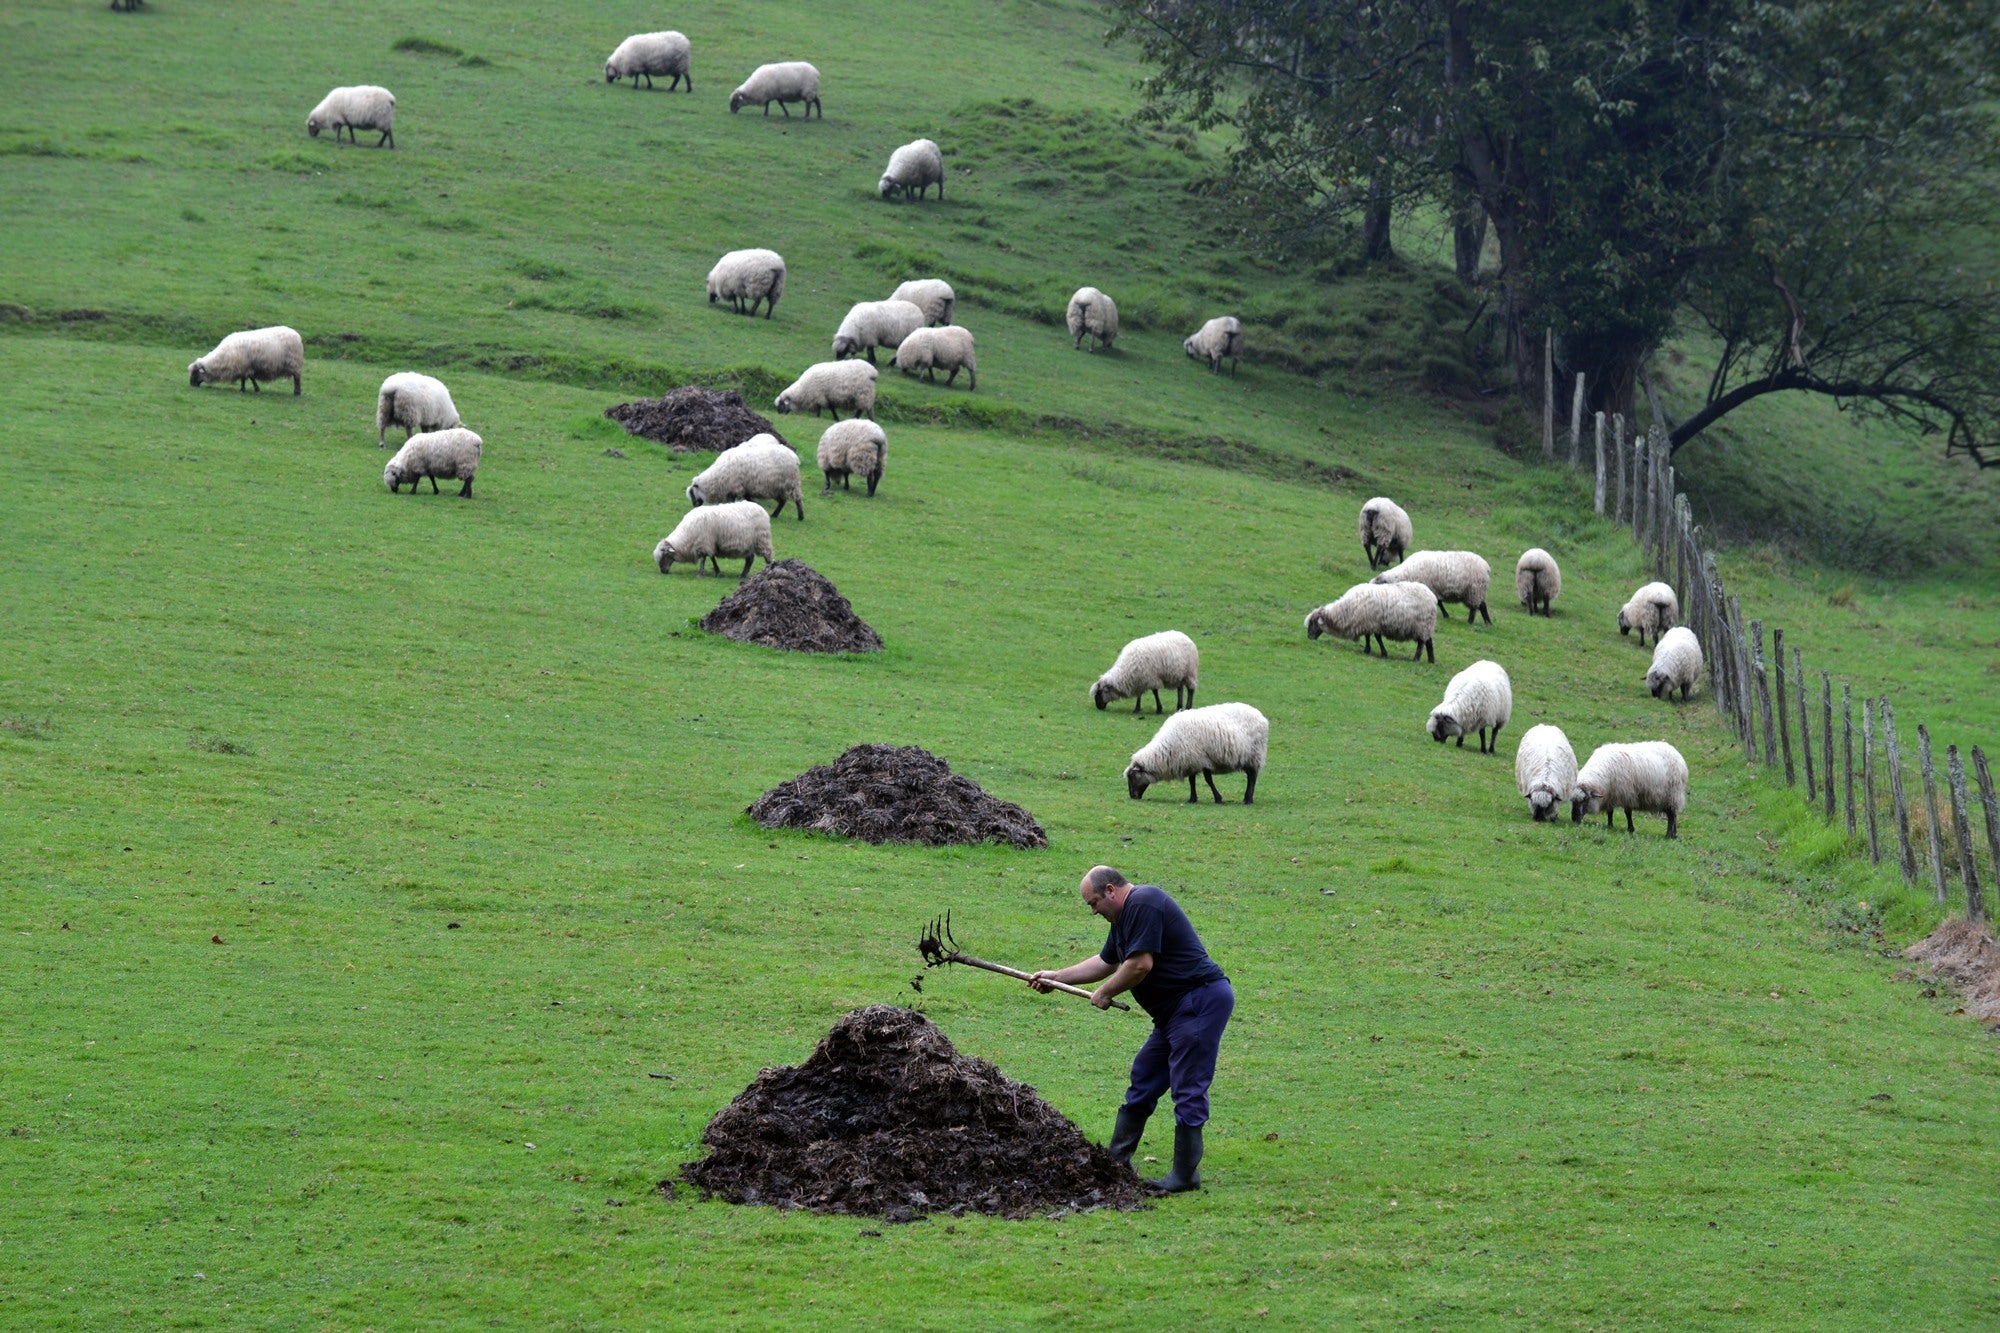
top-left (1705, 556), bottom-right (1730, 721)
top-left (1570, 372), bottom-right (1585, 464)
top-left (1883, 701), bottom-right (1916, 885)
top-left (1796, 647), bottom-right (1816, 801)
top-left (1750, 621), bottom-right (1776, 767)
top-left (1822, 672), bottom-right (1835, 822)
top-left (1918, 724), bottom-right (1947, 904)
top-left (1948, 747), bottom-right (1982, 922)
top-left (1542, 329), bottom-right (1555, 457)
top-left (1630, 434), bottom-right (1645, 543)
top-left (1593, 412), bottom-right (1607, 514)
top-left (1973, 747), bottom-right (1999, 922)
top-left (1660, 461), bottom-right (1676, 584)
top-left (1639, 431), bottom-right (1656, 558)
top-left (1842, 685), bottom-right (1856, 837)
top-left (1773, 628), bottom-right (1794, 784)
top-left (1674, 496), bottom-right (1690, 607)
top-left (1614, 413), bottom-right (1627, 525)
top-left (1862, 698), bottom-right (1881, 864)
top-left (1731, 598), bottom-right (1756, 760)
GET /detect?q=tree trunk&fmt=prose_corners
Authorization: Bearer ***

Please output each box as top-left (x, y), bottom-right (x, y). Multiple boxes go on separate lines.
top-left (1452, 199), bottom-right (1485, 286)
top-left (1362, 168), bottom-right (1393, 261)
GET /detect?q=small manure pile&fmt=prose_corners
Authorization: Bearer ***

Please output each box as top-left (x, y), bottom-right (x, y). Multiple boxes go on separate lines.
top-left (679, 1005), bottom-right (1144, 1220)
top-left (1905, 917), bottom-right (2000, 1022)
top-left (700, 559), bottom-right (883, 654)
top-left (748, 744), bottom-right (1047, 848)
top-left (604, 386), bottom-right (784, 452)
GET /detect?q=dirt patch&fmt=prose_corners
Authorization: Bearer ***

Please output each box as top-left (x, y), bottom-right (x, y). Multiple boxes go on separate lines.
top-left (748, 743), bottom-right (1047, 849)
top-left (700, 559), bottom-right (882, 654)
top-left (604, 385), bottom-right (785, 452)
top-left (678, 1005), bottom-right (1143, 1219)
top-left (1904, 917), bottom-right (2000, 1021)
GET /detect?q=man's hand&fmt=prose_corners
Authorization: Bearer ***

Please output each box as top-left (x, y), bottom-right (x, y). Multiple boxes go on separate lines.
top-left (1091, 986), bottom-right (1116, 1010)
top-left (1027, 971), bottom-right (1057, 994)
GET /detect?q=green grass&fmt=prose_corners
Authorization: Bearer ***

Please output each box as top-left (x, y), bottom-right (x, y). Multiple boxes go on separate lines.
top-left (3, 0), bottom-right (1999, 1327)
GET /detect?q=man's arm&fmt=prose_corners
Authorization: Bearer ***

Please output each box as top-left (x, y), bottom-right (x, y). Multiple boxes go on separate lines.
top-left (1029, 956), bottom-right (1117, 990)
top-left (1088, 952), bottom-right (1153, 1009)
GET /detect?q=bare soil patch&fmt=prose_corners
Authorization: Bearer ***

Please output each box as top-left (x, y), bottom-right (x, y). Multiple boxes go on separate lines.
top-left (1905, 917), bottom-right (2000, 1021)
top-left (604, 386), bottom-right (784, 452)
top-left (700, 560), bottom-right (882, 654)
top-left (747, 744), bottom-right (1046, 848)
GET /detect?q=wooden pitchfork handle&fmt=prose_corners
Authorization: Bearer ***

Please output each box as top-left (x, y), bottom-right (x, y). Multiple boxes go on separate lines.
top-left (948, 952), bottom-right (1133, 1012)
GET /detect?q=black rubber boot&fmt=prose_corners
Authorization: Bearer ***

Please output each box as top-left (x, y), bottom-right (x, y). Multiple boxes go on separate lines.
top-left (1145, 1123), bottom-right (1203, 1194)
top-left (1108, 1105), bottom-right (1149, 1167)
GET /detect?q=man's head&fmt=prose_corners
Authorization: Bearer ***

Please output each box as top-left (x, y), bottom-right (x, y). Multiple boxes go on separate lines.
top-left (1079, 865), bottom-right (1131, 921)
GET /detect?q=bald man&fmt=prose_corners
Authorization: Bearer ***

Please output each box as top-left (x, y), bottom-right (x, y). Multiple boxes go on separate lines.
top-left (1029, 865), bottom-right (1234, 1193)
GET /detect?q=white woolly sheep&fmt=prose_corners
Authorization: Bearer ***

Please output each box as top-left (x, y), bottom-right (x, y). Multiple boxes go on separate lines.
top-left (894, 326), bottom-right (976, 389)
top-left (1305, 582), bottom-right (1439, 663)
top-left (879, 138), bottom-right (945, 201)
top-left (384, 427), bottom-right (481, 498)
top-left (1374, 550), bottom-right (1493, 623)
top-left (1125, 702), bottom-right (1268, 805)
top-left (1617, 581), bottom-right (1680, 646)
top-left (653, 500), bottom-right (774, 578)
top-left (1183, 316), bottom-right (1243, 375)
top-left (1091, 631), bottom-right (1199, 715)
top-left (1426, 659), bottom-right (1512, 753)
top-left (1357, 497), bottom-right (1412, 570)
top-left (891, 279), bottom-right (955, 326)
top-left (1572, 741), bottom-right (1689, 838)
top-left (375, 372), bottom-right (460, 448)
top-left (1646, 626), bottom-right (1703, 702)
top-left (687, 434), bottom-right (803, 520)
top-left (1515, 548), bottom-right (1561, 616)
top-left (605, 32), bottom-right (691, 91)
top-left (729, 62), bottom-right (821, 117)
top-left (775, 360), bottom-right (878, 420)
top-left (188, 326), bottom-right (303, 395)
top-left (1514, 724), bottom-right (1579, 822)
top-left (1066, 287), bottom-right (1119, 352)
top-left (832, 300), bottom-right (925, 364)
top-left (815, 420), bottom-right (886, 496)
top-left (707, 249), bottom-right (786, 319)
top-left (307, 86), bottom-right (395, 148)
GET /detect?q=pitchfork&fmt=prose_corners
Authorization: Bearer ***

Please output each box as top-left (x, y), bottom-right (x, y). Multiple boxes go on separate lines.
top-left (917, 912), bottom-right (1132, 1012)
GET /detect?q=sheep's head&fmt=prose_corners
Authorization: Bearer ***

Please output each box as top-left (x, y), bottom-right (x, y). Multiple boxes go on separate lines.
top-left (1527, 788), bottom-right (1560, 821)
top-left (653, 539), bottom-right (677, 574)
top-left (1427, 708), bottom-right (1461, 743)
top-left (831, 334), bottom-right (860, 359)
top-left (1183, 337), bottom-right (1198, 359)
top-left (686, 481), bottom-right (706, 507)
top-left (707, 280), bottom-right (719, 304)
top-left (773, 390), bottom-right (795, 415)
top-left (878, 176), bottom-right (901, 199)
top-left (1571, 780), bottom-right (1607, 822)
top-left (1091, 680), bottom-right (1117, 710)
top-left (188, 361), bottom-right (208, 387)
top-left (1617, 608), bottom-right (1633, 635)
top-left (383, 460), bottom-right (407, 492)
top-left (1125, 761), bottom-right (1154, 800)
top-left (1305, 609), bottom-right (1327, 640)
top-left (306, 113), bottom-right (323, 138)
top-left (604, 62), bottom-right (621, 83)
top-left (728, 91), bottom-right (749, 112)
top-left (1646, 668), bottom-right (1671, 698)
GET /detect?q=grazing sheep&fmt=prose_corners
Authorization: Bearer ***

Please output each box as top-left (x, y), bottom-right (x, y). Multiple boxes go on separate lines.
top-left (815, 420), bottom-right (886, 496)
top-left (1305, 582), bottom-right (1439, 663)
top-left (384, 427), bottom-right (481, 498)
top-left (1374, 550), bottom-right (1493, 623)
top-left (879, 138), bottom-right (945, 201)
top-left (375, 372), bottom-right (460, 448)
top-left (1514, 724), bottom-right (1579, 822)
top-left (832, 300), bottom-right (926, 365)
top-left (188, 326), bottom-right (303, 395)
top-left (1125, 702), bottom-right (1268, 805)
top-left (1358, 497), bottom-right (1413, 570)
top-left (653, 500), bottom-right (775, 578)
top-left (1426, 659), bottom-right (1512, 753)
top-left (1066, 287), bottom-right (1118, 352)
top-left (891, 279), bottom-right (955, 326)
top-left (605, 32), bottom-right (691, 91)
top-left (1515, 548), bottom-right (1561, 616)
top-left (1183, 316), bottom-right (1243, 375)
top-left (1092, 631), bottom-right (1199, 715)
top-left (706, 249), bottom-right (786, 318)
top-left (1572, 741), bottom-right (1689, 838)
top-left (306, 86), bottom-right (396, 148)
top-left (774, 361), bottom-right (877, 420)
top-left (687, 433), bottom-right (803, 520)
top-left (1646, 626), bottom-right (1703, 702)
top-left (894, 325), bottom-right (976, 389)
top-left (729, 62), bottom-right (821, 117)
top-left (1617, 581), bottom-right (1680, 646)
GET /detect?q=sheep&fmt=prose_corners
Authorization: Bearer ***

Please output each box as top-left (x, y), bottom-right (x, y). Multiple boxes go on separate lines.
top-left (894, 326), bottom-right (976, 389)
top-left (1646, 626), bottom-right (1703, 702)
top-left (1066, 287), bottom-right (1119, 352)
top-left (879, 138), bottom-right (945, 201)
top-left (306, 86), bottom-right (396, 149)
top-left (188, 326), bottom-right (303, 395)
top-left (729, 62), bottom-right (821, 118)
top-left (1374, 550), bottom-right (1493, 623)
top-left (1514, 724), bottom-right (1579, 822)
top-left (1091, 631), bottom-right (1199, 715)
top-left (775, 361), bottom-right (877, 420)
top-left (1618, 581), bottom-right (1680, 646)
top-left (384, 427), bottom-right (481, 498)
top-left (375, 372), bottom-right (460, 448)
top-left (816, 420), bottom-right (886, 496)
top-left (1571, 741), bottom-right (1689, 838)
top-left (832, 300), bottom-right (926, 364)
top-left (1426, 659), bottom-right (1512, 753)
top-left (1357, 497), bottom-right (1412, 570)
top-left (653, 500), bottom-right (774, 578)
top-left (707, 249), bottom-right (786, 319)
top-left (1125, 702), bottom-right (1268, 805)
top-left (1304, 582), bottom-right (1439, 663)
top-left (891, 279), bottom-right (955, 326)
top-left (605, 32), bottom-right (691, 91)
top-left (687, 434), bottom-right (803, 520)
top-left (1515, 548), bottom-right (1561, 616)
top-left (1183, 316), bottom-right (1243, 375)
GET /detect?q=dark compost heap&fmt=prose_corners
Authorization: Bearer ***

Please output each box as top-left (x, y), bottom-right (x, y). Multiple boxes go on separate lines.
top-left (700, 560), bottom-right (883, 654)
top-left (747, 744), bottom-right (1047, 848)
top-left (604, 386), bottom-right (784, 452)
top-left (679, 1005), bottom-right (1144, 1219)
top-left (1906, 917), bottom-right (2000, 1022)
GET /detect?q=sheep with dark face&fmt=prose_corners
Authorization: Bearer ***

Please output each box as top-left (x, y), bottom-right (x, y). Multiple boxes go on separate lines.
top-left (1515, 724), bottom-right (1578, 822)
top-left (1571, 741), bottom-right (1688, 838)
top-left (815, 420), bottom-right (886, 496)
top-left (706, 249), bottom-right (786, 318)
top-left (605, 32), bottom-right (691, 90)
top-left (1091, 631), bottom-right (1198, 715)
top-left (1374, 550), bottom-right (1492, 623)
top-left (307, 86), bottom-right (395, 148)
top-left (1125, 703), bottom-right (1267, 804)
top-left (384, 428), bottom-right (481, 498)
top-left (189, 326), bottom-right (303, 395)
top-left (1183, 316), bottom-right (1242, 375)
top-left (1426, 659), bottom-right (1512, 753)
top-left (729, 62), bottom-right (820, 117)
top-left (774, 361), bottom-right (877, 420)
top-left (832, 300), bottom-right (925, 365)
top-left (1515, 548), bottom-right (1561, 616)
top-left (653, 501), bottom-right (774, 577)
top-left (1305, 583), bottom-right (1438, 662)
top-left (1618, 581), bottom-right (1679, 646)
top-left (1645, 626), bottom-right (1703, 701)
top-left (1357, 497), bottom-right (1412, 569)
top-left (1066, 287), bottom-right (1118, 351)
top-left (879, 139), bottom-right (945, 200)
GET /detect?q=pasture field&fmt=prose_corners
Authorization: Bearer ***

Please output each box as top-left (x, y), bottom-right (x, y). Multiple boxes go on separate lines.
top-left (3, 0), bottom-right (1998, 1327)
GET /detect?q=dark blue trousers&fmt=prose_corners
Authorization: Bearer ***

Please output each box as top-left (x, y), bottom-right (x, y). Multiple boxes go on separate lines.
top-left (1123, 977), bottom-right (1234, 1128)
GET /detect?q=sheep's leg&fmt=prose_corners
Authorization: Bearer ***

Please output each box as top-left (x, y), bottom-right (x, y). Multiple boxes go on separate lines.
top-left (1666, 810), bottom-right (1679, 839)
top-left (1681, 683), bottom-right (1691, 702)
top-left (1186, 775), bottom-right (1199, 803)
top-left (428, 476), bottom-right (440, 494)
top-left (1152, 689), bottom-right (1164, 715)
top-left (1132, 695), bottom-right (1143, 715)
top-left (1425, 638), bottom-right (1435, 663)
top-left (459, 478), bottom-right (473, 498)
top-left (1456, 734), bottom-right (1465, 748)
top-left (292, 373), bottom-right (301, 396)
top-left (740, 557), bottom-right (753, 579)
top-left (1479, 603), bottom-right (1492, 624)
top-left (1437, 603), bottom-right (1450, 618)
top-left (777, 101), bottom-right (789, 117)
top-left (1412, 640), bottom-right (1424, 662)
top-left (1605, 810), bottom-right (1613, 828)
top-left (1243, 768), bottom-right (1257, 804)
top-left (1490, 723), bottom-right (1502, 753)
top-left (643, 73), bottom-right (653, 89)
top-left (379, 128), bottom-right (393, 149)
top-left (793, 496), bottom-right (804, 521)
top-left (1625, 809), bottom-right (1635, 832)
top-left (1203, 771), bottom-right (1224, 804)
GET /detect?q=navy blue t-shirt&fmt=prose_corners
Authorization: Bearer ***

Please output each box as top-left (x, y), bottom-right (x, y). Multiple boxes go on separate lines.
top-left (1098, 884), bottom-right (1226, 1022)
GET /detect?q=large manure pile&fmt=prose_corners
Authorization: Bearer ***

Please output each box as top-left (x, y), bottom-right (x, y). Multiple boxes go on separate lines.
top-left (1905, 917), bottom-right (2000, 1022)
top-left (604, 386), bottom-right (784, 452)
top-left (747, 744), bottom-right (1047, 848)
top-left (700, 560), bottom-right (883, 654)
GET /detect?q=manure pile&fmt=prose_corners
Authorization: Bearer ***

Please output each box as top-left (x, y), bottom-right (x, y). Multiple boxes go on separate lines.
top-left (1905, 917), bottom-right (2000, 1021)
top-left (679, 1005), bottom-right (1144, 1220)
top-left (747, 744), bottom-right (1047, 848)
top-left (604, 386), bottom-right (784, 452)
top-left (701, 560), bottom-right (882, 654)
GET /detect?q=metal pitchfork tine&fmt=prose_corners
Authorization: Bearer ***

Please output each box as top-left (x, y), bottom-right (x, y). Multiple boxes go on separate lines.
top-left (917, 911), bottom-right (1131, 1011)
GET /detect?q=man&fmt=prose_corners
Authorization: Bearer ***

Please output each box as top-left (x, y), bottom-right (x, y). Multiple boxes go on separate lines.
top-left (1029, 865), bottom-right (1234, 1193)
